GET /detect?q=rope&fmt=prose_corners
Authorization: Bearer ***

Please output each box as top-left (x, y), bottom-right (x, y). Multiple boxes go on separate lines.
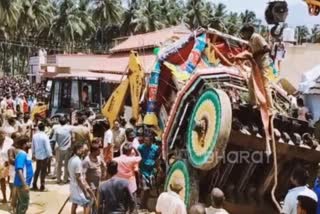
top-left (270, 113), bottom-right (282, 213)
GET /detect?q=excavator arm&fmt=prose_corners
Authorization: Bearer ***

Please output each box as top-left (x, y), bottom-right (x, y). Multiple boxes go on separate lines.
top-left (101, 51), bottom-right (145, 126)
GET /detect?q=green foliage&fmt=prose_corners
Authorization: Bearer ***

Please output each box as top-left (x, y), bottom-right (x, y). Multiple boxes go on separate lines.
top-left (296, 25), bottom-right (310, 44)
top-left (0, 0), bottom-right (271, 75)
top-left (311, 24), bottom-right (320, 43)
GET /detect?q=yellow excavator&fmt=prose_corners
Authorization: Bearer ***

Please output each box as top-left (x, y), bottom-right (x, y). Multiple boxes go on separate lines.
top-left (101, 51), bottom-right (145, 127)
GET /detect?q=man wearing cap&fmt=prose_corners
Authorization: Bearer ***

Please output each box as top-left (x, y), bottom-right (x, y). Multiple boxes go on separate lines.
top-left (282, 167), bottom-right (317, 214)
top-left (156, 178), bottom-right (187, 214)
top-left (206, 188), bottom-right (229, 214)
top-left (313, 164), bottom-right (320, 214)
top-left (297, 189), bottom-right (318, 214)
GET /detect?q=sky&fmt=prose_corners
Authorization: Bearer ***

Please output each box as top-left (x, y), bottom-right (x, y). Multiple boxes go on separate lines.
top-left (215, 0), bottom-right (319, 27)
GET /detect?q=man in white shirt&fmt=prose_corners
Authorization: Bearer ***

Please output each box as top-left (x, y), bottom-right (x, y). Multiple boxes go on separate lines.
top-left (68, 143), bottom-right (93, 214)
top-left (111, 120), bottom-right (125, 157)
top-left (282, 167), bottom-right (317, 214)
top-left (0, 96), bottom-right (7, 113)
top-left (206, 188), bottom-right (229, 214)
top-left (156, 178), bottom-right (187, 214)
top-left (51, 116), bottom-right (72, 184)
top-left (103, 121), bottom-right (113, 163)
top-left (0, 131), bottom-right (13, 203)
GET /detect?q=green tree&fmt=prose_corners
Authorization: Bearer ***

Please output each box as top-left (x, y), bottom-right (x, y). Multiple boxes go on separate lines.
top-left (311, 24), bottom-right (320, 43)
top-left (0, 0), bottom-right (21, 74)
top-left (208, 3), bottom-right (228, 31)
top-left (50, 0), bottom-right (90, 52)
top-left (159, 0), bottom-right (185, 26)
top-left (93, 0), bottom-right (122, 50)
top-left (132, 0), bottom-right (165, 33)
top-left (0, 0), bottom-right (21, 28)
top-left (121, 0), bottom-right (138, 35)
top-left (184, 0), bottom-right (208, 30)
top-left (240, 10), bottom-right (257, 25)
top-left (296, 25), bottom-right (310, 44)
top-left (225, 12), bottom-right (241, 35)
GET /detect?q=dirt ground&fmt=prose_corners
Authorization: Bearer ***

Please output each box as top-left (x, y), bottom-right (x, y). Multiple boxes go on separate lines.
top-left (0, 177), bottom-right (74, 214)
top-left (0, 177), bottom-right (156, 214)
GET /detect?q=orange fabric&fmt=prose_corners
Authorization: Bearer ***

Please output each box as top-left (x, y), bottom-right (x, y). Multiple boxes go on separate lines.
top-left (103, 146), bottom-right (113, 163)
top-left (251, 61), bottom-right (272, 139)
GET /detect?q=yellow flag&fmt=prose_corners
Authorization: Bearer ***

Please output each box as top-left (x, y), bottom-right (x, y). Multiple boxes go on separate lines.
top-left (164, 61), bottom-right (190, 81)
top-left (205, 44), bottom-right (219, 65)
top-left (31, 103), bottom-right (48, 120)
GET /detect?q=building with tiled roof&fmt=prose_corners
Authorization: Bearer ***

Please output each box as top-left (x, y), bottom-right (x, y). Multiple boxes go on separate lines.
top-left (31, 25), bottom-right (191, 84)
top-left (110, 24), bottom-right (190, 53)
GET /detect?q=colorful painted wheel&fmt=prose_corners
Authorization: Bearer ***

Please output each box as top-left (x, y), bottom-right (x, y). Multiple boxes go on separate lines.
top-left (164, 160), bottom-right (199, 207)
top-left (187, 88), bottom-right (232, 170)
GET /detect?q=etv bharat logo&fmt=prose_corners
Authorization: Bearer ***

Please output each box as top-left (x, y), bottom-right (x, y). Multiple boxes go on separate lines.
top-left (209, 151), bottom-right (271, 164)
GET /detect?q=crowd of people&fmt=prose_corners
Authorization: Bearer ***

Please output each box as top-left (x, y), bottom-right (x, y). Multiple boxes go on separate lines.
top-left (0, 77), bottom-right (164, 214)
top-left (0, 70), bottom-right (320, 214)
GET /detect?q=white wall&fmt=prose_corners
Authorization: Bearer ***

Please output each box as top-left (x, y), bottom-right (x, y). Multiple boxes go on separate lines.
top-left (55, 55), bottom-right (109, 72)
top-left (304, 94), bottom-right (320, 122)
top-left (281, 44), bottom-right (320, 88)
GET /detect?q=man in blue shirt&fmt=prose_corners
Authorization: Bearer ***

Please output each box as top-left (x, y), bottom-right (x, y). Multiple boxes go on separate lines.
top-left (313, 165), bottom-right (320, 214)
top-left (51, 116), bottom-right (72, 184)
top-left (31, 123), bottom-right (52, 191)
top-left (14, 135), bottom-right (34, 214)
top-left (138, 129), bottom-right (160, 209)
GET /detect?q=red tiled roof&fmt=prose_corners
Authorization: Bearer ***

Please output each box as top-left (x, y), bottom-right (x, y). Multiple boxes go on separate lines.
top-left (90, 51), bottom-right (156, 74)
top-left (110, 25), bottom-right (190, 53)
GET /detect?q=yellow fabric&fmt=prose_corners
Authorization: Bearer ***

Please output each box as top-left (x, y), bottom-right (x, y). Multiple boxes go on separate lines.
top-left (143, 112), bottom-right (158, 126)
top-left (31, 103), bottom-right (48, 120)
top-left (205, 44), bottom-right (219, 65)
top-left (164, 61), bottom-right (190, 81)
top-left (265, 66), bottom-right (279, 83)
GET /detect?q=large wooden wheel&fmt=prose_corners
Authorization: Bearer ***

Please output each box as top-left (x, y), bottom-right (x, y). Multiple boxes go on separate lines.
top-left (164, 160), bottom-right (199, 207)
top-left (187, 88), bottom-right (232, 170)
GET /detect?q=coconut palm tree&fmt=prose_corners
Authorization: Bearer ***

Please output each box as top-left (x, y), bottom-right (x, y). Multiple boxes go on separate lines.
top-left (132, 0), bottom-right (165, 33)
top-left (311, 24), bottom-right (320, 43)
top-left (121, 0), bottom-right (138, 35)
top-left (0, 0), bottom-right (21, 74)
top-left (226, 12), bottom-right (241, 35)
top-left (184, 0), bottom-right (208, 30)
top-left (296, 25), bottom-right (310, 44)
top-left (208, 3), bottom-right (228, 31)
top-left (93, 0), bottom-right (122, 27)
top-left (50, 0), bottom-right (89, 52)
top-left (0, 0), bottom-right (21, 30)
top-left (159, 0), bottom-right (185, 26)
top-left (93, 0), bottom-right (122, 50)
top-left (240, 10), bottom-right (257, 25)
